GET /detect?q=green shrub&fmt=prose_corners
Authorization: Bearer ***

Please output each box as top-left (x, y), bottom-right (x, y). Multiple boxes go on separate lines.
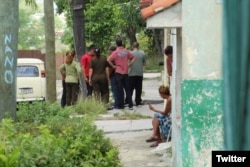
top-left (16, 101), bottom-right (63, 124)
top-left (74, 98), bottom-right (107, 116)
top-left (0, 100), bottom-right (121, 167)
top-left (144, 55), bottom-right (164, 72)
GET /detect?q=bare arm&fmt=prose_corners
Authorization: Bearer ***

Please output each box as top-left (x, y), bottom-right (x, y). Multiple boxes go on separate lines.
top-left (89, 68), bottom-right (93, 86)
top-left (107, 60), bottom-right (116, 69)
top-left (148, 97), bottom-right (171, 115)
top-left (81, 66), bottom-right (89, 82)
top-left (105, 67), bottom-right (110, 81)
top-left (167, 58), bottom-right (172, 76)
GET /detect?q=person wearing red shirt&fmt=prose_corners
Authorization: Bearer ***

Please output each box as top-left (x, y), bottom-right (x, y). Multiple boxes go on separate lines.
top-left (81, 44), bottom-right (96, 96)
top-left (107, 38), bottom-right (135, 110)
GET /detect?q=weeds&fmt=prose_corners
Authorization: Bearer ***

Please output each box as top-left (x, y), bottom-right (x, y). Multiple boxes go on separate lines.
top-left (0, 100), bottom-right (121, 167)
top-left (114, 111), bottom-right (151, 120)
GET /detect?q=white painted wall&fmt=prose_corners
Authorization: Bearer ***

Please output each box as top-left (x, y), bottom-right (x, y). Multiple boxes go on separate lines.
top-left (147, 2), bottom-right (182, 29)
top-left (182, 0), bottom-right (222, 79)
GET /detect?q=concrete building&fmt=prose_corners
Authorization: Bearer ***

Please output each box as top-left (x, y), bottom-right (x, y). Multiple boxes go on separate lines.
top-left (140, 0), bottom-right (223, 166)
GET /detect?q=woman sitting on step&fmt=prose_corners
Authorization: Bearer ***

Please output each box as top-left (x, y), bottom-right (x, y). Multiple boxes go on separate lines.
top-left (146, 85), bottom-right (172, 147)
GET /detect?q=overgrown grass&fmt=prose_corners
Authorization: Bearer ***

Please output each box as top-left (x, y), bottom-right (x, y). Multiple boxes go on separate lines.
top-left (0, 100), bottom-right (121, 167)
top-left (114, 111), bottom-right (151, 120)
top-left (144, 55), bottom-right (164, 72)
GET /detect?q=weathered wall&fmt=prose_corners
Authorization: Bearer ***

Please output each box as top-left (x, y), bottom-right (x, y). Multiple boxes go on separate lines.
top-left (181, 0), bottom-right (223, 166)
top-left (183, 1), bottom-right (222, 79)
top-left (181, 80), bottom-right (223, 166)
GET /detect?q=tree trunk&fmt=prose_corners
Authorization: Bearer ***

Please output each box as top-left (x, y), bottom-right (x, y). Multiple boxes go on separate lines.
top-left (125, 26), bottom-right (137, 50)
top-left (0, 0), bottom-right (19, 120)
top-left (152, 29), bottom-right (164, 58)
top-left (71, 0), bottom-right (87, 98)
top-left (44, 0), bottom-right (56, 102)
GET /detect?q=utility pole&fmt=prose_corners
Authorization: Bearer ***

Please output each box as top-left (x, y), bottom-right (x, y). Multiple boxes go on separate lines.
top-left (71, 0), bottom-right (87, 98)
top-left (0, 0), bottom-right (19, 120)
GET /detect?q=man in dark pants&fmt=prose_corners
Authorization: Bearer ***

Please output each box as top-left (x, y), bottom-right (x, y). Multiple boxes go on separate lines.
top-left (107, 38), bottom-right (136, 110)
top-left (81, 44), bottom-right (96, 96)
top-left (129, 42), bottom-right (146, 106)
top-left (108, 45), bottom-right (118, 109)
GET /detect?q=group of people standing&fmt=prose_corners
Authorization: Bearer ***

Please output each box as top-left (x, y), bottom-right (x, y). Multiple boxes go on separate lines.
top-left (60, 41), bottom-right (173, 148)
top-left (60, 38), bottom-right (146, 110)
top-left (107, 39), bottom-right (146, 110)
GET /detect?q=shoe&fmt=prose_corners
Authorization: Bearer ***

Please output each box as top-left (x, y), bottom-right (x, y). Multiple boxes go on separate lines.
top-left (146, 137), bottom-right (158, 142)
top-left (107, 107), bottom-right (113, 110)
top-left (136, 104), bottom-right (142, 108)
top-left (129, 107), bottom-right (133, 110)
top-left (136, 102), bottom-right (143, 106)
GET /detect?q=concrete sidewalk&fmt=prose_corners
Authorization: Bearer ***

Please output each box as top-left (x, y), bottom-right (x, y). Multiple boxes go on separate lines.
top-left (95, 119), bottom-right (152, 133)
top-left (56, 73), bottom-right (171, 166)
top-left (93, 73), bottom-right (172, 167)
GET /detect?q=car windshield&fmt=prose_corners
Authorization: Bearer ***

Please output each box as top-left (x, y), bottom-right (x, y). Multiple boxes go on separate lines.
top-left (17, 66), bottom-right (39, 77)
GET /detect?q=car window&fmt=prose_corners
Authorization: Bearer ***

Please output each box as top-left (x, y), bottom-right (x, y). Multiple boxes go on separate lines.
top-left (17, 66), bottom-right (39, 77)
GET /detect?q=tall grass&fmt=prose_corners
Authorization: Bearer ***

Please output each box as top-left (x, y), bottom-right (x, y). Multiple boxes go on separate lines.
top-left (144, 55), bottom-right (164, 72)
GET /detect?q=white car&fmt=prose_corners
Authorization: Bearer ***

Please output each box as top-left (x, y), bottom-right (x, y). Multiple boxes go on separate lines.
top-left (17, 58), bottom-right (46, 102)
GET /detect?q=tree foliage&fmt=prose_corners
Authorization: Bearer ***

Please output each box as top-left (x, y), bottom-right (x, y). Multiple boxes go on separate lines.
top-left (18, 1), bottom-right (44, 49)
top-left (53, 0), bottom-right (163, 57)
top-left (54, 0), bottom-right (149, 51)
top-left (84, 1), bottom-right (120, 49)
top-left (24, 0), bottom-right (37, 8)
top-left (19, 1), bottom-right (67, 51)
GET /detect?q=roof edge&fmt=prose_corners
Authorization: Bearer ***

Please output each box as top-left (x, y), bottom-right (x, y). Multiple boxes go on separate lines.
top-left (141, 0), bottom-right (180, 19)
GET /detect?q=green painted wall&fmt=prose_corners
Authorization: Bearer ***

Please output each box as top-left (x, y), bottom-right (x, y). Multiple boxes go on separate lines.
top-left (181, 80), bottom-right (223, 167)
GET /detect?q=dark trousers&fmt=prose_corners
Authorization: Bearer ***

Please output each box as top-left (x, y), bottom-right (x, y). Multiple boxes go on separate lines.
top-left (66, 82), bottom-right (79, 106)
top-left (110, 75), bottom-right (118, 108)
top-left (61, 80), bottom-right (66, 107)
top-left (129, 76), bottom-right (143, 105)
top-left (86, 76), bottom-right (93, 96)
top-left (92, 78), bottom-right (109, 104)
top-left (115, 73), bottom-right (133, 108)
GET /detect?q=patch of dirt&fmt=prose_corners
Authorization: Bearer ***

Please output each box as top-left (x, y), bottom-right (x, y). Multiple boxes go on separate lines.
top-left (106, 131), bottom-right (169, 167)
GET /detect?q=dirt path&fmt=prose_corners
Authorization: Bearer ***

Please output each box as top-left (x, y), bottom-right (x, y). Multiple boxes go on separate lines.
top-left (98, 74), bottom-right (172, 167)
top-left (106, 131), bottom-right (170, 167)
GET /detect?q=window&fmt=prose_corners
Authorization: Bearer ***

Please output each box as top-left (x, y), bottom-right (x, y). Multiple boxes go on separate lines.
top-left (17, 66), bottom-right (39, 77)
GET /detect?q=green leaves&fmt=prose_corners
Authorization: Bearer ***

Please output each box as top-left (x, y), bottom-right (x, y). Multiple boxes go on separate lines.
top-left (0, 101), bottom-right (120, 166)
top-left (0, 147), bottom-right (20, 167)
top-left (24, 0), bottom-right (38, 8)
top-left (54, 0), bottom-right (146, 51)
top-left (0, 120), bottom-right (20, 167)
